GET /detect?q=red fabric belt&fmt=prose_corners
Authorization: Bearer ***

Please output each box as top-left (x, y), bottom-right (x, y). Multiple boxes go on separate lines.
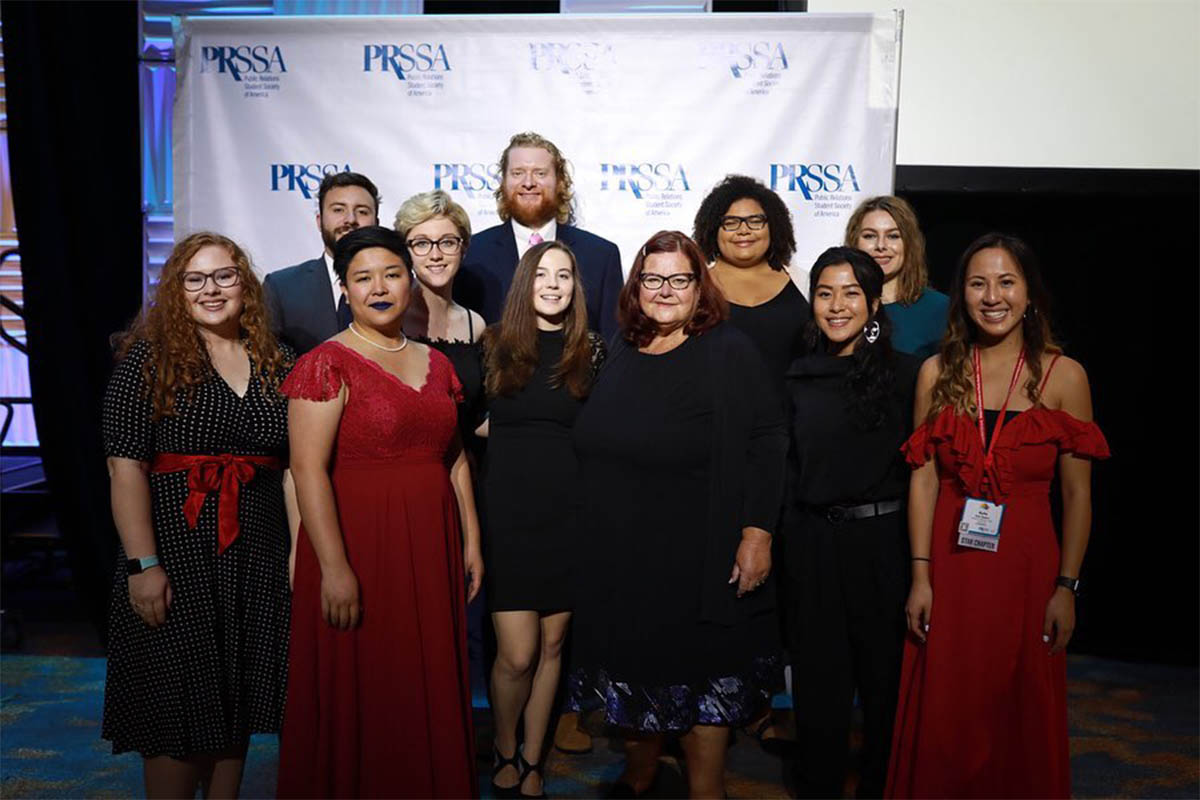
top-left (151, 452), bottom-right (282, 554)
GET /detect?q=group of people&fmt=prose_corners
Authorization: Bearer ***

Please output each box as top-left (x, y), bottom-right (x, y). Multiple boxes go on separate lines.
top-left (100, 130), bottom-right (1108, 799)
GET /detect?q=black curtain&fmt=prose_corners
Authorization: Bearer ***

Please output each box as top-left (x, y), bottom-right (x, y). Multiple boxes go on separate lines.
top-left (4, 0), bottom-right (144, 639)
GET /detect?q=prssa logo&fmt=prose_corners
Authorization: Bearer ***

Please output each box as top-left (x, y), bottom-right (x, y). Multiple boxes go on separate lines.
top-left (769, 163), bottom-right (860, 200)
top-left (599, 163), bottom-right (691, 200)
top-left (200, 45), bottom-right (287, 82)
top-left (363, 44), bottom-right (451, 80)
top-left (528, 42), bottom-right (614, 75)
top-left (717, 42), bottom-right (788, 79)
top-left (432, 163), bottom-right (500, 193)
top-left (270, 163), bottom-right (351, 199)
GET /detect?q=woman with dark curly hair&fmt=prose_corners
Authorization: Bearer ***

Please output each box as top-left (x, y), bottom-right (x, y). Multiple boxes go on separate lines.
top-left (102, 232), bottom-right (295, 797)
top-left (693, 174), bottom-right (809, 384)
top-left (781, 246), bottom-right (920, 798)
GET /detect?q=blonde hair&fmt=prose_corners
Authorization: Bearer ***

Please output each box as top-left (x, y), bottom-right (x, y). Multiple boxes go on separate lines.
top-left (393, 189), bottom-right (472, 248)
top-left (844, 195), bottom-right (930, 306)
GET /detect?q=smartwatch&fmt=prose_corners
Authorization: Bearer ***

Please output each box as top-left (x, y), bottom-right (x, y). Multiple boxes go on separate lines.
top-left (1055, 575), bottom-right (1081, 596)
top-left (126, 555), bottom-right (161, 575)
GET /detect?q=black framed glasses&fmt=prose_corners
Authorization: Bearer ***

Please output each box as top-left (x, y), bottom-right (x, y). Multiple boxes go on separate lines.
top-left (407, 236), bottom-right (463, 256)
top-left (639, 272), bottom-right (696, 291)
top-left (720, 214), bottom-right (768, 231)
top-left (181, 267), bottom-right (240, 292)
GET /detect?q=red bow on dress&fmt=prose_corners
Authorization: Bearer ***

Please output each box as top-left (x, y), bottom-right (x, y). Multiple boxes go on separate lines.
top-left (151, 453), bottom-right (283, 554)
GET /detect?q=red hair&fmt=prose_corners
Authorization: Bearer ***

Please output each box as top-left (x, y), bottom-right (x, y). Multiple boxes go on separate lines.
top-left (618, 230), bottom-right (728, 348)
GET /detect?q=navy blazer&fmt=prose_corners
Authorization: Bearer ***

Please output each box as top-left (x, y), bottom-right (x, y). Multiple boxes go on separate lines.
top-left (456, 223), bottom-right (623, 342)
top-left (263, 256), bottom-right (339, 356)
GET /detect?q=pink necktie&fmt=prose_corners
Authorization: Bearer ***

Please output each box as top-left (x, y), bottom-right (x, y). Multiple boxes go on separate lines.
top-left (529, 232), bottom-right (544, 246)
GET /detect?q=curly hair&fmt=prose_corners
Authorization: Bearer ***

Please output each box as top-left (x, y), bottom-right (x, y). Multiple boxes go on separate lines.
top-left (494, 132), bottom-right (576, 226)
top-left (393, 189), bottom-right (472, 250)
top-left (804, 246), bottom-right (897, 430)
top-left (482, 240), bottom-right (594, 400)
top-left (619, 231), bottom-right (728, 348)
top-left (929, 233), bottom-right (1061, 420)
top-left (114, 232), bottom-right (291, 420)
top-left (844, 195), bottom-right (930, 306)
top-left (692, 174), bottom-right (796, 271)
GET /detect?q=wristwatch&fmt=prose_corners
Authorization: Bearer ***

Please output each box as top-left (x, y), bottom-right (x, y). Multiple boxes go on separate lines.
top-left (1055, 575), bottom-right (1081, 596)
top-left (126, 555), bottom-right (161, 575)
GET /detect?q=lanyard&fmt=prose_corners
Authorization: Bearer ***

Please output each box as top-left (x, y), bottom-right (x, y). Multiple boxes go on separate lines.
top-left (973, 345), bottom-right (1025, 469)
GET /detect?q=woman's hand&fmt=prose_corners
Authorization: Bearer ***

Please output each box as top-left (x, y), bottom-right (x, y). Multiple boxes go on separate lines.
top-left (129, 567), bottom-right (172, 627)
top-left (464, 542), bottom-right (484, 603)
top-left (320, 561), bottom-right (360, 630)
top-left (905, 579), bottom-right (932, 643)
top-left (730, 527), bottom-right (772, 598)
top-left (1043, 587), bottom-right (1076, 654)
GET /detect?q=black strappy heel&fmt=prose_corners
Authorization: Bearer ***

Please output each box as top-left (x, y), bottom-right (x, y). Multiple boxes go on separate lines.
top-left (492, 744), bottom-right (522, 799)
top-left (517, 747), bottom-right (549, 799)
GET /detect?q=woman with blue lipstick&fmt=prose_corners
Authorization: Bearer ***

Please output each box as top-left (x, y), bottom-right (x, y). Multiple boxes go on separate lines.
top-left (277, 226), bottom-right (483, 798)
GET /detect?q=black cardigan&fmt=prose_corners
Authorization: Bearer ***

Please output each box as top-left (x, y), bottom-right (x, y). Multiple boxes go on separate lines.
top-left (611, 322), bottom-right (789, 626)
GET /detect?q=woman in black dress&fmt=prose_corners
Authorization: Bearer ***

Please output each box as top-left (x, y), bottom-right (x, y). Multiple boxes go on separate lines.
top-left (394, 189), bottom-right (486, 442)
top-left (483, 240), bottom-right (606, 798)
top-left (569, 231), bottom-right (787, 799)
top-left (693, 175), bottom-right (809, 752)
top-left (782, 246), bottom-right (919, 798)
top-left (102, 232), bottom-right (294, 798)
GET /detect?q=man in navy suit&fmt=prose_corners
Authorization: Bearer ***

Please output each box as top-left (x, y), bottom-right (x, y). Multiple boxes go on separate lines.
top-left (457, 132), bottom-right (623, 342)
top-left (264, 172), bottom-right (381, 354)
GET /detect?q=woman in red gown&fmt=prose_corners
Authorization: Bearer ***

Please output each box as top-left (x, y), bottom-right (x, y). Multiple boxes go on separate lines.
top-left (277, 226), bottom-right (483, 798)
top-left (886, 233), bottom-right (1109, 799)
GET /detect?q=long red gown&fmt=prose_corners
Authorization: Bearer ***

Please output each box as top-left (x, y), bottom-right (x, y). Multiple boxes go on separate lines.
top-left (277, 341), bottom-right (477, 799)
top-left (885, 404), bottom-right (1109, 799)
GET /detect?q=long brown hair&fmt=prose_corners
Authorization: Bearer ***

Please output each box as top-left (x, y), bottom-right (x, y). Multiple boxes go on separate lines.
top-left (844, 195), bottom-right (930, 306)
top-left (619, 230), bottom-right (728, 348)
top-left (114, 232), bottom-right (291, 420)
top-left (483, 240), bottom-right (593, 399)
top-left (929, 232), bottom-right (1061, 419)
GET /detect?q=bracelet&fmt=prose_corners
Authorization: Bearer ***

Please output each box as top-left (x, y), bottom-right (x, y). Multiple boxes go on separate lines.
top-left (911, 556), bottom-right (931, 562)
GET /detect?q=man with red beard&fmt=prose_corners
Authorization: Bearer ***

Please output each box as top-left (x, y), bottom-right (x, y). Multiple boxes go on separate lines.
top-left (458, 132), bottom-right (622, 342)
top-left (264, 172), bottom-right (380, 354)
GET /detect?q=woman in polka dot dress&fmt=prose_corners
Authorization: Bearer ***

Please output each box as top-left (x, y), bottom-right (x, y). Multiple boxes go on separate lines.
top-left (101, 232), bottom-right (295, 798)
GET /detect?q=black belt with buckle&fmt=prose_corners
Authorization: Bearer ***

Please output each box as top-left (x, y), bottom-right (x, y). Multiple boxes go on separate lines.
top-left (807, 499), bottom-right (903, 525)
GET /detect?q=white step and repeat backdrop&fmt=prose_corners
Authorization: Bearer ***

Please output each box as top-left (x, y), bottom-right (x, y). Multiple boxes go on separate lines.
top-left (174, 12), bottom-right (901, 290)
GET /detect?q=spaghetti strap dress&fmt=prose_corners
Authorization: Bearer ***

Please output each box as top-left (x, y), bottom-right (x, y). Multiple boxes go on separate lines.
top-left (885, 361), bottom-right (1110, 799)
top-left (276, 341), bottom-right (476, 799)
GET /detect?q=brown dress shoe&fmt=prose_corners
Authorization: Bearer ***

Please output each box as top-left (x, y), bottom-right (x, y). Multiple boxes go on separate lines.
top-left (553, 711), bottom-right (593, 754)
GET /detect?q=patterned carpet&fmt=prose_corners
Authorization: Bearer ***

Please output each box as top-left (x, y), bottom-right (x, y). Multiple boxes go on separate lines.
top-left (0, 654), bottom-right (1195, 798)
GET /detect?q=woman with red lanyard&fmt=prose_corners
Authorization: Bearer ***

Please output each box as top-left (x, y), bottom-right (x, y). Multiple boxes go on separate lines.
top-left (102, 232), bottom-right (295, 798)
top-left (886, 233), bottom-right (1109, 799)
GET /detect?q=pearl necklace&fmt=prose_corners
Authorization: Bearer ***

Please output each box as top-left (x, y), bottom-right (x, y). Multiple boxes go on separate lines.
top-left (348, 322), bottom-right (408, 352)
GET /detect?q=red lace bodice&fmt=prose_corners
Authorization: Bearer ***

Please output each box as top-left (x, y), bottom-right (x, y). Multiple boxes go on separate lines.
top-left (281, 341), bottom-right (464, 466)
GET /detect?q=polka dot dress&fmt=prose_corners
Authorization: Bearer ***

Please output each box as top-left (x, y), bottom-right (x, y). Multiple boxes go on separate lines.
top-left (100, 339), bottom-right (293, 758)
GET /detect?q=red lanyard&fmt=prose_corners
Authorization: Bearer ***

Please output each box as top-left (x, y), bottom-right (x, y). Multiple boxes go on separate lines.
top-left (973, 345), bottom-right (1025, 468)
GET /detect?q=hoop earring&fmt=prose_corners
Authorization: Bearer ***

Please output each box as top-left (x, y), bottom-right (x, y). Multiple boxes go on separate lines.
top-left (864, 320), bottom-right (881, 344)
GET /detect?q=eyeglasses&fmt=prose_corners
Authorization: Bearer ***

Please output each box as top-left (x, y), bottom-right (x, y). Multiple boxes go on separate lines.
top-left (181, 267), bottom-right (240, 292)
top-left (720, 214), bottom-right (768, 232)
top-left (639, 272), bottom-right (697, 291)
top-left (407, 236), bottom-right (463, 256)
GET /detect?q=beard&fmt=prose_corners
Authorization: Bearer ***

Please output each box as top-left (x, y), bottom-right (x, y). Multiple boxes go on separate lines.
top-left (504, 187), bottom-right (558, 228)
top-left (320, 219), bottom-right (360, 253)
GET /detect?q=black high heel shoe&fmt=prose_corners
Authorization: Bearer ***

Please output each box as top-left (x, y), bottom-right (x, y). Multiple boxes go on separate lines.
top-left (517, 747), bottom-right (549, 799)
top-left (492, 744), bottom-right (522, 799)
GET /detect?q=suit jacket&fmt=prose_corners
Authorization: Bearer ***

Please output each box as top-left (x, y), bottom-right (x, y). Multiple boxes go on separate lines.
top-left (263, 256), bottom-right (339, 356)
top-left (456, 223), bottom-right (623, 342)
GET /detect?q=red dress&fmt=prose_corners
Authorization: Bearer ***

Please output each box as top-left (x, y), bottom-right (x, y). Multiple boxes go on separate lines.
top-left (277, 341), bottom-right (476, 799)
top-left (886, 402), bottom-right (1109, 799)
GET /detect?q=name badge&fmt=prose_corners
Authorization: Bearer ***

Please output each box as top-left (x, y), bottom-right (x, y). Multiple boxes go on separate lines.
top-left (957, 497), bottom-right (1004, 552)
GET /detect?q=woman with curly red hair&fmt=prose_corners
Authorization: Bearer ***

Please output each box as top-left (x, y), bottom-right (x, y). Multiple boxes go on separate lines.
top-left (102, 232), bottom-right (295, 798)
